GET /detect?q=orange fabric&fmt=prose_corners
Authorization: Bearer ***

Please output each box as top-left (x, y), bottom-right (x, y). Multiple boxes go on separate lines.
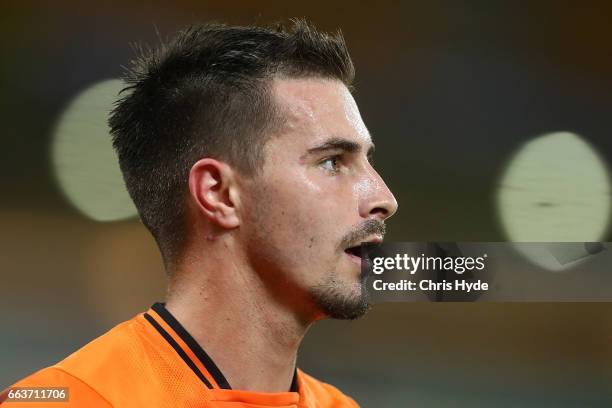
top-left (1, 306), bottom-right (359, 408)
top-left (147, 308), bottom-right (222, 389)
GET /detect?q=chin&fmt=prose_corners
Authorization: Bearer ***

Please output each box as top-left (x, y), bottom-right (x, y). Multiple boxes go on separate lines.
top-left (311, 279), bottom-right (371, 320)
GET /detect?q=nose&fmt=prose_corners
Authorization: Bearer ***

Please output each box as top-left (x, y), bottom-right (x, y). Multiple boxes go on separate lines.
top-left (358, 166), bottom-right (398, 221)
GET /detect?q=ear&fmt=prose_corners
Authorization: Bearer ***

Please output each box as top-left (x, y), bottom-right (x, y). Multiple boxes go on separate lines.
top-left (188, 158), bottom-right (240, 229)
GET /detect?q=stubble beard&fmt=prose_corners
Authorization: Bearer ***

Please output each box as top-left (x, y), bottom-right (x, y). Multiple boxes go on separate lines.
top-left (310, 270), bottom-right (371, 320)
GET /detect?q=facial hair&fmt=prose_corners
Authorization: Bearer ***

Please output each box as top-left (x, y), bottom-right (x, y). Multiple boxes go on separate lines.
top-left (310, 271), bottom-right (371, 320)
top-left (310, 218), bottom-right (386, 320)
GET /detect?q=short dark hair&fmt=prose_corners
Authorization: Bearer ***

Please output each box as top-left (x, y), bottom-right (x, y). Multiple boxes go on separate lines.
top-left (109, 19), bottom-right (355, 267)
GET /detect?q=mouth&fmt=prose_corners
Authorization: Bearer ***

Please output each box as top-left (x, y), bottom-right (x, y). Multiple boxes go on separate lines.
top-left (343, 236), bottom-right (383, 265)
top-left (344, 246), bottom-right (362, 264)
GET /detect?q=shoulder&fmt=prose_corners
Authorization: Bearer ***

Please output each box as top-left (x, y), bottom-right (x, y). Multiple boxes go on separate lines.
top-left (2, 316), bottom-right (145, 408)
top-left (297, 369), bottom-right (360, 407)
top-left (57, 317), bottom-right (146, 377)
top-left (1, 366), bottom-right (111, 407)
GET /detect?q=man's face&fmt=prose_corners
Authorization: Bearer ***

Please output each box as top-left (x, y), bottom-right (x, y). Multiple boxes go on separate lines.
top-left (240, 78), bottom-right (397, 321)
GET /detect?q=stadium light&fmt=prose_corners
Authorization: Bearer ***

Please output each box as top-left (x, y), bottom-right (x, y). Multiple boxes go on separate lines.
top-left (51, 79), bottom-right (138, 222)
top-left (496, 131), bottom-right (611, 271)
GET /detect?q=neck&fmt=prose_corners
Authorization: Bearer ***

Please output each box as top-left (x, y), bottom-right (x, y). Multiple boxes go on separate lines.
top-left (165, 237), bottom-right (312, 393)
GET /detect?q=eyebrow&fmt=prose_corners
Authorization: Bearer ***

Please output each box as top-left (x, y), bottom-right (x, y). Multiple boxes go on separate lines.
top-left (304, 137), bottom-right (375, 158)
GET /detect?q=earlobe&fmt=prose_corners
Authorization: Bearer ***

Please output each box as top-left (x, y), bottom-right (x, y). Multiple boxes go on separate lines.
top-left (188, 158), bottom-right (240, 229)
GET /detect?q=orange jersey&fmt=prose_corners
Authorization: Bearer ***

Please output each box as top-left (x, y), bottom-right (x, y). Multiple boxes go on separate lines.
top-left (1, 303), bottom-right (359, 407)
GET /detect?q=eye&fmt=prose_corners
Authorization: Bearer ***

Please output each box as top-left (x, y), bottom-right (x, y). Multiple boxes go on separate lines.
top-left (320, 155), bottom-right (341, 173)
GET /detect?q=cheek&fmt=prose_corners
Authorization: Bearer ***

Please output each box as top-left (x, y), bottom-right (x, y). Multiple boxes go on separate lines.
top-left (248, 181), bottom-right (311, 251)
top-left (270, 186), bottom-right (326, 247)
top-left (250, 178), bottom-right (340, 263)
top-left (246, 198), bottom-right (332, 288)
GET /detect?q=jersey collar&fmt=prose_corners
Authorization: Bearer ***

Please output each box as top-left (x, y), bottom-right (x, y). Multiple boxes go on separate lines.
top-left (143, 302), bottom-right (299, 393)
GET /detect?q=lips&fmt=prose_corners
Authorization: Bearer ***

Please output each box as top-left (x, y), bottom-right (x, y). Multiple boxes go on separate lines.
top-left (343, 235), bottom-right (383, 262)
top-left (344, 246), bottom-right (362, 258)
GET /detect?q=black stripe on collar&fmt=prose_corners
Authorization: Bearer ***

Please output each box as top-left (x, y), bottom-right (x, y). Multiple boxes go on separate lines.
top-left (151, 302), bottom-right (232, 389)
top-left (143, 312), bottom-right (213, 388)
top-left (290, 368), bottom-right (298, 393)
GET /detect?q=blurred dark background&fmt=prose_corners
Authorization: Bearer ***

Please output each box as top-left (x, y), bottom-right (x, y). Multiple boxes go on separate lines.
top-left (1, 1), bottom-right (612, 406)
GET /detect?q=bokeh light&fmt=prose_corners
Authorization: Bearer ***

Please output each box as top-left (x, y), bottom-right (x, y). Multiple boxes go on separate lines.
top-left (497, 131), bottom-right (611, 271)
top-left (51, 79), bottom-right (137, 222)
top-left (497, 131), bottom-right (611, 242)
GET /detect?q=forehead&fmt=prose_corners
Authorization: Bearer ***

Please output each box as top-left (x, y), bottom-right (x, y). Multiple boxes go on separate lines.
top-left (270, 77), bottom-right (372, 148)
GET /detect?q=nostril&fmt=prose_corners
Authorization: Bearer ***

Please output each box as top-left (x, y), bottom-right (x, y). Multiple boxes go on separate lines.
top-left (369, 206), bottom-right (389, 217)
